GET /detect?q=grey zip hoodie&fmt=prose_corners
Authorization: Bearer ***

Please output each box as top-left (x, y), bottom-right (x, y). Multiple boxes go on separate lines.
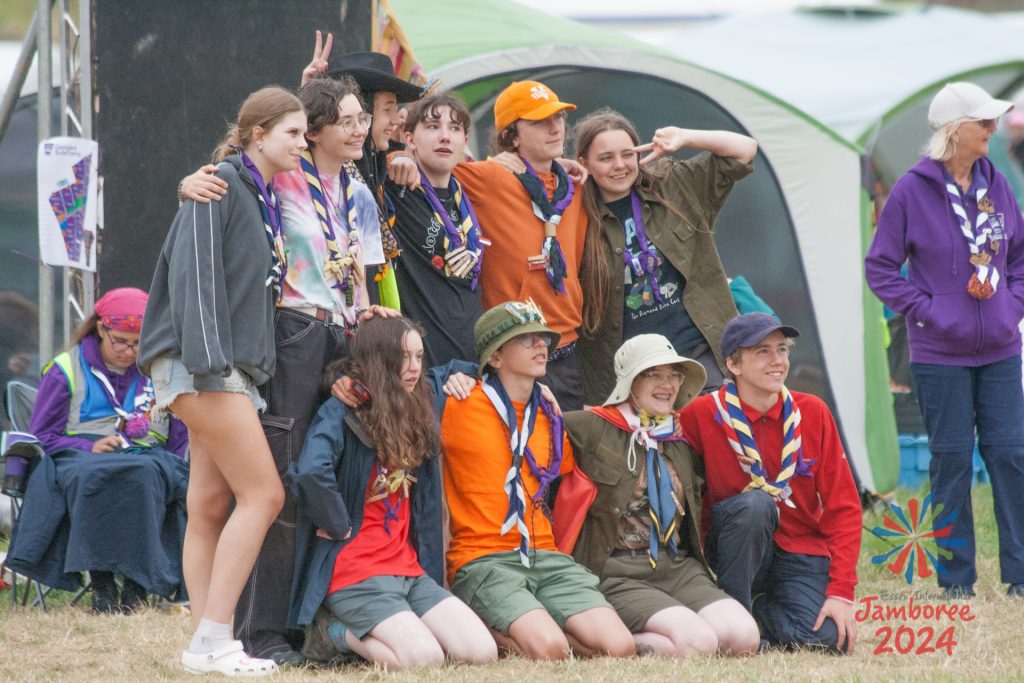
top-left (139, 155), bottom-right (277, 388)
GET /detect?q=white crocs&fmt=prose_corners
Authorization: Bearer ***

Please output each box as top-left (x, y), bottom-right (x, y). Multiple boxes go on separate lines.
top-left (181, 641), bottom-right (278, 677)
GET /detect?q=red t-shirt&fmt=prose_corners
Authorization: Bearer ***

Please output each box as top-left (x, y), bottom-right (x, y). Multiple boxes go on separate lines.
top-left (328, 463), bottom-right (424, 595)
top-left (679, 390), bottom-right (861, 601)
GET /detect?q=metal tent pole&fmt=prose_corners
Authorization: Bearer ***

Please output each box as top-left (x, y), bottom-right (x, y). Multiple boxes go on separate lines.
top-left (37, 0), bottom-right (55, 363)
top-left (0, 11), bottom-right (39, 144)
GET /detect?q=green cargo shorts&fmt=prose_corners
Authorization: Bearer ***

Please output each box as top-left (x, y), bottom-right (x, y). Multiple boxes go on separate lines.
top-left (450, 550), bottom-right (610, 634)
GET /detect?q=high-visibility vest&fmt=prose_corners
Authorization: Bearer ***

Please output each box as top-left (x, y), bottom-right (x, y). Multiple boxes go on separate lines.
top-left (43, 343), bottom-right (169, 447)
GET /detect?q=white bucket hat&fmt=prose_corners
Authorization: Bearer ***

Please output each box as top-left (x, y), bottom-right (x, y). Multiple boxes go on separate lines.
top-left (928, 82), bottom-right (1013, 129)
top-left (603, 334), bottom-right (707, 409)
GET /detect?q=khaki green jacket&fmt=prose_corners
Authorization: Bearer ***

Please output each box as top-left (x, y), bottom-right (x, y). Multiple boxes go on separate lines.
top-left (564, 410), bottom-right (709, 578)
top-left (577, 154), bottom-right (753, 406)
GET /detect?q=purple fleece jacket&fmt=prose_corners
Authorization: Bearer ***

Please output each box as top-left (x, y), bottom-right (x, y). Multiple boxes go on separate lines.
top-left (866, 156), bottom-right (1024, 366)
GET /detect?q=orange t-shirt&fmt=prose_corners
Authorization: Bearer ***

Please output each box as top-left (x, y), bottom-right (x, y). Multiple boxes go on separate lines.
top-left (440, 383), bottom-right (575, 584)
top-left (453, 160), bottom-right (587, 345)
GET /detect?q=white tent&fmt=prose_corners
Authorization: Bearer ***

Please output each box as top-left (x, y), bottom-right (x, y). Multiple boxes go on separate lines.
top-left (667, 6), bottom-right (1024, 188)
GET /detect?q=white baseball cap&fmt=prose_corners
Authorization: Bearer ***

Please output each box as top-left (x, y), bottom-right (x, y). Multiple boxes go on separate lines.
top-left (928, 82), bottom-right (1013, 129)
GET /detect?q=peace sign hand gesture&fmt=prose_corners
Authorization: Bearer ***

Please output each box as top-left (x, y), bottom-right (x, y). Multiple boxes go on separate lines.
top-left (300, 30), bottom-right (334, 86)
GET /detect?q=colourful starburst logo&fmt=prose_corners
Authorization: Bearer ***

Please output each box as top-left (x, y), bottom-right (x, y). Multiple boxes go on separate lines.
top-left (870, 494), bottom-right (961, 584)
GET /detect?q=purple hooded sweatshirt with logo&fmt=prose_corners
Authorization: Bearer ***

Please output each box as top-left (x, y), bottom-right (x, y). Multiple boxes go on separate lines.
top-left (866, 155), bottom-right (1024, 366)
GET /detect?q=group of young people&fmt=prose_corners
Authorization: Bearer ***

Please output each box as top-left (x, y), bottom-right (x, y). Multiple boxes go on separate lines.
top-left (12, 30), bottom-right (861, 676)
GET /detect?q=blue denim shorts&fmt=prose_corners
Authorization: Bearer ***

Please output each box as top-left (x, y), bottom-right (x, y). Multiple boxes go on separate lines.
top-left (150, 355), bottom-right (265, 421)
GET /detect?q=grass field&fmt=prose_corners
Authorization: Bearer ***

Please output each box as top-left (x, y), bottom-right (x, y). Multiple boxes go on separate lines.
top-left (2, 485), bottom-right (1021, 682)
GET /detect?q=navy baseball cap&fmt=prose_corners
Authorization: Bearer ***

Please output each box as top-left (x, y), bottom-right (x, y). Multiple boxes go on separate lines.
top-left (720, 312), bottom-right (800, 359)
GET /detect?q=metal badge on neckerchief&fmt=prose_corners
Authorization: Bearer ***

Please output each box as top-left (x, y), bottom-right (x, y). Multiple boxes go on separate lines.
top-left (301, 151), bottom-right (361, 307)
top-left (624, 190), bottom-right (665, 310)
top-left (947, 177), bottom-right (1001, 300)
top-left (418, 169), bottom-right (485, 288)
top-left (515, 159), bottom-right (574, 294)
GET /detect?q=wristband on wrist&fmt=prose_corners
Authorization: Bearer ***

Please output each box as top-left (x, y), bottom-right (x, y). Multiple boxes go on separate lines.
top-left (387, 150), bottom-right (414, 164)
top-left (176, 177), bottom-right (186, 205)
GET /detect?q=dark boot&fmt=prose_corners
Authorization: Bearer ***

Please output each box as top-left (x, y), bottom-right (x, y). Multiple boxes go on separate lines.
top-left (119, 577), bottom-right (148, 613)
top-left (90, 571), bottom-right (119, 614)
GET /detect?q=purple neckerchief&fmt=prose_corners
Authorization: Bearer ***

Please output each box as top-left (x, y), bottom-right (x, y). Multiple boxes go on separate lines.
top-left (418, 169), bottom-right (485, 289)
top-left (514, 159), bottom-right (573, 295)
top-left (527, 398), bottom-right (564, 503)
top-left (625, 190), bottom-right (663, 303)
top-left (483, 373), bottom-right (564, 503)
top-left (518, 158), bottom-right (575, 220)
top-left (233, 147), bottom-right (287, 297)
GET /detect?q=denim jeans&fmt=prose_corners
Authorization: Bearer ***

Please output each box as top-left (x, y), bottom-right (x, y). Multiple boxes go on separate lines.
top-left (707, 490), bottom-right (842, 652)
top-left (911, 355), bottom-right (1024, 588)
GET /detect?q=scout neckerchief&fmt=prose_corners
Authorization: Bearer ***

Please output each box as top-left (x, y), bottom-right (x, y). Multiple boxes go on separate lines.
top-left (590, 403), bottom-right (685, 566)
top-left (235, 149), bottom-right (286, 301)
top-left (344, 160), bottom-right (403, 309)
top-left (945, 167), bottom-right (1001, 300)
top-left (344, 160), bottom-right (403, 276)
top-left (419, 169), bottom-right (485, 289)
top-left (86, 360), bottom-right (155, 447)
top-left (481, 372), bottom-right (564, 567)
top-left (712, 382), bottom-right (813, 507)
top-left (515, 159), bottom-right (574, 295)
top-left (301, 151), bottom-right (362, 307)
top-left (367, 462), bottom-right (417, 536)
top-left (623, 190), bottom-right (664, 308)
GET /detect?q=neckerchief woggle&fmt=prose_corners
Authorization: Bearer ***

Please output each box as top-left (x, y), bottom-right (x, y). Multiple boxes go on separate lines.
top-left (418, 169), bottom-right (485, 289)
top-left (86, 363), bottom-right (155, 447)
top-left (624, 190), bottom-right (664, 304)
top-left (300, 151), bottom-right (361, 308)
top-left (712, 382), bottom-right (813, 507)
top-left (514, 158), bottom-right (574, 295)
top-left (368, 463), bottom-right (417, 536)
top-left (234, 148), bottom-right (287, 302)
top-left (481, 373), bottom-right (564, 567)
top-left (590, 403), bottom-right (685, 566)
top-left (945, 166), bottom-right (1000, 300)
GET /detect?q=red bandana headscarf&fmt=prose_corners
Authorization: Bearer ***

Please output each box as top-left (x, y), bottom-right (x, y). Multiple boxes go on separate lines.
top-left (94, 287), bottom-right (148, 333)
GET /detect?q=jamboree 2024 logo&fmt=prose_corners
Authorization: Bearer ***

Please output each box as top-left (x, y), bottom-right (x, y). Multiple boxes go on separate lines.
top-left (857, 495), bottom-right (973, 656)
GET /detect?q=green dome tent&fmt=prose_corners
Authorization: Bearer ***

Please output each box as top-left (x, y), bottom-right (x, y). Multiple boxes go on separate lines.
top-left (391, 0), bottom-right (898, 493)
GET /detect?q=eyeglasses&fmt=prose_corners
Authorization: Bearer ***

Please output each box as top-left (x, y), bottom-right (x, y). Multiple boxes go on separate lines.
top-left (513, 333), bottom-right (553, 349)
top-left (638, 369), bottom-right (685, 386)
top-left (102, 328), bottom-right (139, 352)
top-left (336, 113), bottom-right (373, 135)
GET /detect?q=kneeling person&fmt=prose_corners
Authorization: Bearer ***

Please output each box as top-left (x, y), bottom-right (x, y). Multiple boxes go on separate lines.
top-left (565, 334), bottom-right (760, 657)
top-left (290, 318), bottom-right (496, 669)
top-left (679, 313), bottom-right (862, 653)
top-left (441, 300), bottom-right (635, 660)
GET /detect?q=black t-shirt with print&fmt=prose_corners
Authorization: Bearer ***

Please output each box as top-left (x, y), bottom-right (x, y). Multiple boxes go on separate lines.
top-left (385, 178), bottom-right (482, 368)
top-left (606, 196), bottom-right (704, 352)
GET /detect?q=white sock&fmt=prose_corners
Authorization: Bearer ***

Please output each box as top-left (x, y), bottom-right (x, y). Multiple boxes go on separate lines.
top-left (188, 618), bottom-right (233, 654)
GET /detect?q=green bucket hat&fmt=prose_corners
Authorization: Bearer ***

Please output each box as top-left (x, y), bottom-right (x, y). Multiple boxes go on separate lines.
top-left (474, 299), bottom-right (560, 376)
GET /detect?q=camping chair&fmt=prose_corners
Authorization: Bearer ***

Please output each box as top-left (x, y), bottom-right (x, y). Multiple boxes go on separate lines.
top-left (1, 380), bottom-right (91, 610)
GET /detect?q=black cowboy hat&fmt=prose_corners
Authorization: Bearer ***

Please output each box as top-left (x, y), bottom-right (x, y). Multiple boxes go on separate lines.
top-left (326, 52), bottom-right (422, 103)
